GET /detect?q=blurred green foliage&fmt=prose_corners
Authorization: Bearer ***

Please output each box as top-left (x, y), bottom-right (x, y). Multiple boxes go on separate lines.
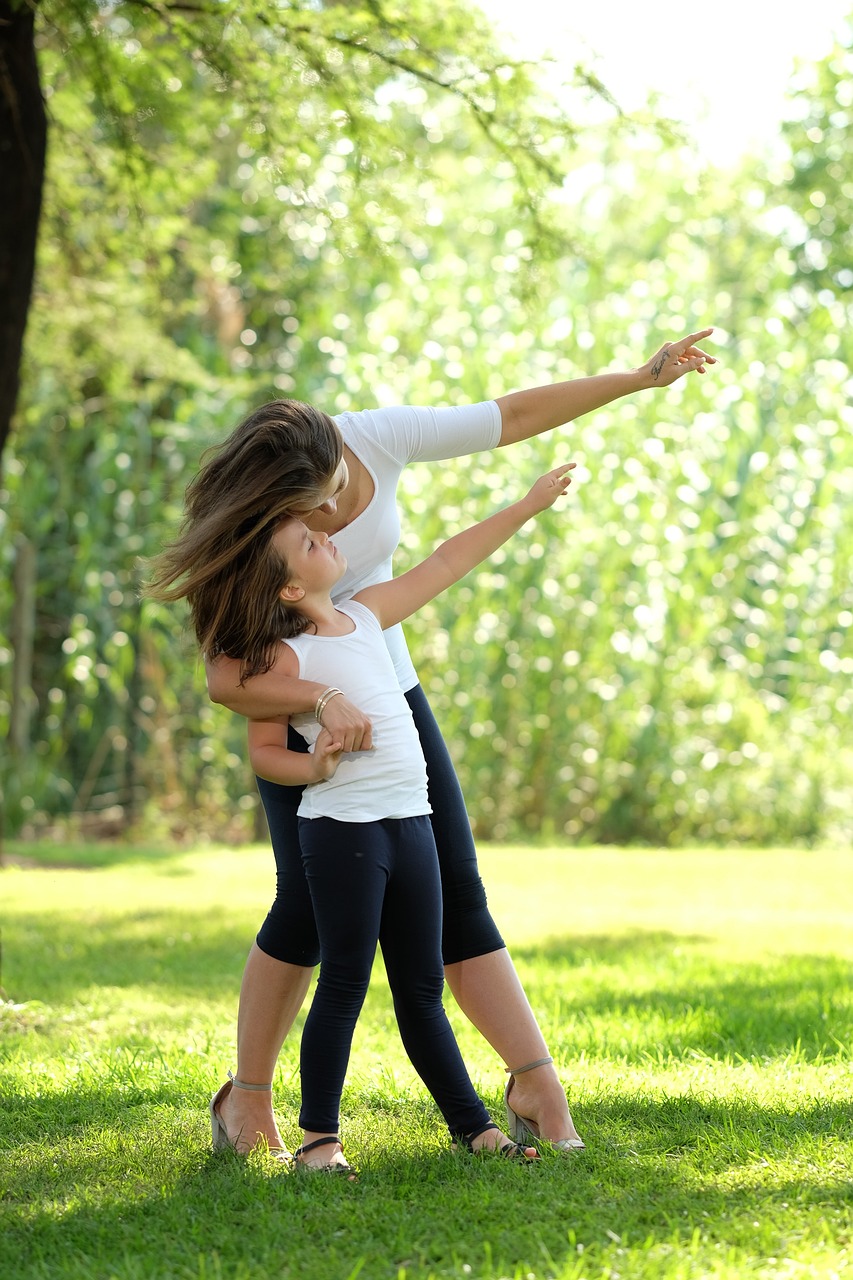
top-left (0, 3), bottom-right (851, 846)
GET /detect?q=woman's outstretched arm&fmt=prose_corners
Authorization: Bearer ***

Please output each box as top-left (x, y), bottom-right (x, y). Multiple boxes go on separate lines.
top-left (495, 328), bottom-right (716, 446)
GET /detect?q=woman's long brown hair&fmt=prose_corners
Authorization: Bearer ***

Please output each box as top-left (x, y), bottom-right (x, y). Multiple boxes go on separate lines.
top-left (146, 400), bottom-right (343, 681)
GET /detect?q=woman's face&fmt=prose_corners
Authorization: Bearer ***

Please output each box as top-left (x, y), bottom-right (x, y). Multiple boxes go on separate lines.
top-left (308, 457), bottom-right (349, 516)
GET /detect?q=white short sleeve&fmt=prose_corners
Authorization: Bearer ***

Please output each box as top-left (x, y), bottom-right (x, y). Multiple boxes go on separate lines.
top-left (334, 401), bottom-right (502, 465)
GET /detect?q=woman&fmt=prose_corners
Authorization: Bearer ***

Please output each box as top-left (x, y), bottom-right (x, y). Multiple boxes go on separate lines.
top-left (158, 329), bottom-right (715, 1157)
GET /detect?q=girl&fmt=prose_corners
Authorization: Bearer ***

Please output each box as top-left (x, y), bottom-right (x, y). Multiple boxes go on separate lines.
top-left (243, 463), bottom-right (575, 1170)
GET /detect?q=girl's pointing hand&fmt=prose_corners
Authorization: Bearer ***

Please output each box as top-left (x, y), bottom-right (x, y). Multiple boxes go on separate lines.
top-left (525, 462), bottom-right (577, 513)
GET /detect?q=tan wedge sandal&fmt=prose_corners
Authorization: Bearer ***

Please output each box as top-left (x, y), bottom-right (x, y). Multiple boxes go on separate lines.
top-left (209, 1071), bottom-right (292, 1162)
top-left (504, 1055), bottom-right (586, 1154)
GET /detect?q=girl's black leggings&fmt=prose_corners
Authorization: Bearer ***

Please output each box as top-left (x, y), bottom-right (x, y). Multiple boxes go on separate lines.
top-left (297, 813), bottom-right (491, 1137)
top-left (255, 684), bottom-right (504, 967)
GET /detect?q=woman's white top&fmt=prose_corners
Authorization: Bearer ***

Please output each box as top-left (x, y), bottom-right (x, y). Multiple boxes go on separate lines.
top-left (287, 601), bottom-right (430, 822)
top-left (328, 401), bottom-right (502, 692)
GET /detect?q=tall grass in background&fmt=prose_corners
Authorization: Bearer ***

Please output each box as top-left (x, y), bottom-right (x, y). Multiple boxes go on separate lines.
top-left (1, 18), bottom-right (851, 845)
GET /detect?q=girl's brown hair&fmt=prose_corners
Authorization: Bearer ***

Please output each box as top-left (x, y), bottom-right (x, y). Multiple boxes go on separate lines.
top-left (146, 399), bottom-right (343, 681)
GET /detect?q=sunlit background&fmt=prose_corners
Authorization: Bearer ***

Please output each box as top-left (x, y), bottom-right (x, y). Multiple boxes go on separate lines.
top-left (1, 1), bottom-right (851, 849)
top-left (482, 0), bottom-right (851, 164)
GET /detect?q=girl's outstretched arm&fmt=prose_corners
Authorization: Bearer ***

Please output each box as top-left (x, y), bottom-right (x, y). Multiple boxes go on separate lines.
top-left (496, 329), bottom-right (716, 446)
top-left (356, 464), bottom-right (576, 630)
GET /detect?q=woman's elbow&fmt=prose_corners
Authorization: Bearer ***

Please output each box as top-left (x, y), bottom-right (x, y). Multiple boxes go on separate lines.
top-left (206, 656), bottom-right (242, 708)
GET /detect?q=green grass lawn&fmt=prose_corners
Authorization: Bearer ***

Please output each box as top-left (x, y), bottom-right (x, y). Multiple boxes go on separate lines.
top-left (1, 841), bottom-right (851, 1280)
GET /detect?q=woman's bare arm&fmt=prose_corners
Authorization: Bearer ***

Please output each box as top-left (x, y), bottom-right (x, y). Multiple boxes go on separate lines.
top-left (495, 329), bottom-right (716, 446)
top-left (206, 652), bottom-right (373, 751)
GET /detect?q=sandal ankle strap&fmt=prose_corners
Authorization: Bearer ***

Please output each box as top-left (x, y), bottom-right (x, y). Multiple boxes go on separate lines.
top-left (228, 1069), bottom-right (273, 1092)
top-left (504, 1055), bottom-right (554, 1076)
top-left (296, 1135), bottom-right (342, 1156)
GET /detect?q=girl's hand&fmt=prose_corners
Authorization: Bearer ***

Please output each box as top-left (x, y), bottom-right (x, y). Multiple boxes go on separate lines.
top-left (637, 328), bottom-right (717, 388)
top-left (525, 463), bottom-right (576, 513)
top-left (310, 728), bottom-right (343, 782)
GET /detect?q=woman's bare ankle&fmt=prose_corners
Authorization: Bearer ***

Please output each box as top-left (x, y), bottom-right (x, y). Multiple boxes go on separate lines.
top-left (219, 1088), bottom-right (284, 1152)
top-left (508, 1065), bottom-right (582, 1144)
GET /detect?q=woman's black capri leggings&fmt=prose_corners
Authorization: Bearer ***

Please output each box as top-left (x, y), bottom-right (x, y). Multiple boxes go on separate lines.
top-left (255, 684), bottom-right (505, 967)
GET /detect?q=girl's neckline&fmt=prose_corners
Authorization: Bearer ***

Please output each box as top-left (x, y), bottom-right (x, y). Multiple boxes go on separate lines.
top-left (300, 599), bottom-right (362, 639)
top-left (306, 441), bottom-right (375, 536)
top-left (313, 610), bottom-right (357, 638)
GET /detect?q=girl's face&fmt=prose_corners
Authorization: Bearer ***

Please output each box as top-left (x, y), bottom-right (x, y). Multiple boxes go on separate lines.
top-left (272, 518), bottom-right (347, 603)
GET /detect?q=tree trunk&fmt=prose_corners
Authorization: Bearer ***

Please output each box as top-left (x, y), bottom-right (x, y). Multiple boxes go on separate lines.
top-left (9, 532), bottom-right (36, 758)
top-left (0, 0), bottom-right (46, 470)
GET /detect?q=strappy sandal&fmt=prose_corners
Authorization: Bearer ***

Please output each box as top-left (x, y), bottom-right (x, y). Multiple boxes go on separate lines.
top-left (210, 1071), bottom-right (293, 1162)
top-left (457, 1120), bottom-right (540, 1160)
top-left (294, 1135), bottom-right (357, 1176)
top-left (504, 1056), bottom-right (585, 1154)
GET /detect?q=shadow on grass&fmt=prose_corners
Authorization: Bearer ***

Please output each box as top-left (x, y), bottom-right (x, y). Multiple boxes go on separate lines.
top-left (509, 933), bottom-right (853, 1063)
top-left (2, 1084), bottom-right (851, 1280)
top-left (4, 916), bottom-right (850, 1063)
top-left (2, 840), bottom-right (190, 871)
top-left (4, 1076), bottom-right (851, 1159)
top-left (3, 905), bottom-right (263, 1004)
top-left (513, 931), bottom-right (715, 968)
